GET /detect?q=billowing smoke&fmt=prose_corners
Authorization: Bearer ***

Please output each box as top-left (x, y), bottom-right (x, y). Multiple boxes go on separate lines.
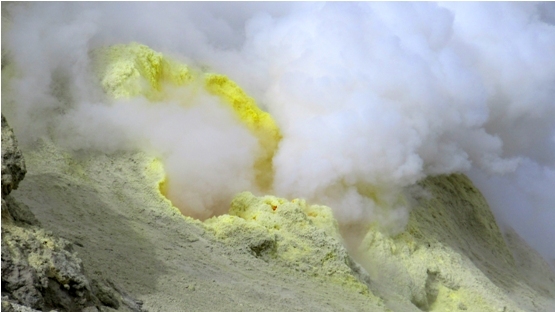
top-left (2, 2), bottom-right (554, 265)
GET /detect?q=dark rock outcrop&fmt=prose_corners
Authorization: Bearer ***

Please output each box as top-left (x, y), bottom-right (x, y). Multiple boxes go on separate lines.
top-left (2, 114), bottom-right (26, 197)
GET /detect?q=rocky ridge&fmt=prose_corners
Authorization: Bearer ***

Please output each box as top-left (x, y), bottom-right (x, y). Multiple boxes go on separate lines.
top-left (1, 115), bottom-right (145, 312)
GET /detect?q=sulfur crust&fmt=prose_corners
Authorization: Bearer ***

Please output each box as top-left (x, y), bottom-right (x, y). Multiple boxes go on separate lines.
top-left (204, 192), bottom-right (372, 295)
top-left (145, 158), bottom-right (172, 205)
top-left (93, 43), bottom-right (195, 101)
top-left (93, 44), bottom-right (364, 291)
top-left (352, 174), bottom-right (532, 312)
top-left (93, 42), bottom-right (281, 192)
top-left (204, 74), bottom-right (281, 191)
top-left (141, 158), bottom-right (374, 296)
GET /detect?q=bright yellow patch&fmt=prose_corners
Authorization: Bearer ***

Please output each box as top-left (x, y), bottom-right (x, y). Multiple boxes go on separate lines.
top-left (145, 158), bottom-right (171, 202)
top-left (204, 74), bottom-right (281, 190)
top-left (204, 192), bottom-right (368, 294)
top-left (94, 42), bottom-right (282, 193)
top-left (94, 43), bottom-right (195, 101)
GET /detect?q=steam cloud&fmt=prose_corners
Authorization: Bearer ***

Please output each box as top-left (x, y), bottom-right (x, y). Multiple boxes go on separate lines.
top-left (2, 2), bottom-right (555, 266)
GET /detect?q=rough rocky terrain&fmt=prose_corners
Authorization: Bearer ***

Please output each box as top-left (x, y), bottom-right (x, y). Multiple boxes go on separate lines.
top-left (2, 112), bottom-right (554, 311)
top-left (2, 115), bottom-right (146, 312)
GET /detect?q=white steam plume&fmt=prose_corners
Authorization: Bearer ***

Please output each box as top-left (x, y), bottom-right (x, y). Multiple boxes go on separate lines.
top-left (2, 2), bottom-right (555, 266)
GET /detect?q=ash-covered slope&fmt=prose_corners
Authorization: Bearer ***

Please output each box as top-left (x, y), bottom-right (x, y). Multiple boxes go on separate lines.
top-left (8, 137), bottom-right (386, 312)
top-left (353, 174), bottom-right (555, 311)
top-left (4, 121), bottom-right (554, 311)
top-left (2, 115), bottom-right (148, 312)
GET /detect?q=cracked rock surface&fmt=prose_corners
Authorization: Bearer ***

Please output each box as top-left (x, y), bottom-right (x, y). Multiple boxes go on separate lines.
top-left (2, 114), bottom-right (26, 197)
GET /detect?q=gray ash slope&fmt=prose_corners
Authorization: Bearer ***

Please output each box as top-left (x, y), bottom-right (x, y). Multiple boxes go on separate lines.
top-left (2, 114), bottom-right (554, 311)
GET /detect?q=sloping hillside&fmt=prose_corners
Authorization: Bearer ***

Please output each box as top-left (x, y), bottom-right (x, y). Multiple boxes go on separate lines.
top-left (3, 124), bottom-right (554, 311)
top-left (2, 13), bottom-right (554, 310)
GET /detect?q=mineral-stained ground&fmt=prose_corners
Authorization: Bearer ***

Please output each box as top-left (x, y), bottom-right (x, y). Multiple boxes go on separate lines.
top-left (2, 112), bottom-right (555, 312)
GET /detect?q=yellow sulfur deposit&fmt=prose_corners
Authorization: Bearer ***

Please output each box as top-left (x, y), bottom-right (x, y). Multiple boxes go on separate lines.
top-left (204, 74), bottom-right (281, 190)
top-left (145, 158), bottom-right (171, 202)
top-left (351, 174), bottom-right (532, 312)
top-left (93, 42), bottom-right (281, 193)
top-left (204, 192), bottom-right (371, 294)
top-left (94, 43), bottom-right (194, 101)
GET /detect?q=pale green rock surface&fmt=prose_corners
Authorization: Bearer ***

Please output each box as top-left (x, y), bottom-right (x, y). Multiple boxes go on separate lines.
top-left (8, 138), bottom-right (555, 312)
top-left (204, 192), bottom-right (374, 295)
top-left (11, 140), bottom-right (386, 312)
top-left (352, 174), bottom-right (555, 311)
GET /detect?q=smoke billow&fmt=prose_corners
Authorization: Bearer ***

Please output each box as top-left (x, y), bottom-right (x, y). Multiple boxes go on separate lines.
top-left (2, 2), bottom-right (555, 265)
